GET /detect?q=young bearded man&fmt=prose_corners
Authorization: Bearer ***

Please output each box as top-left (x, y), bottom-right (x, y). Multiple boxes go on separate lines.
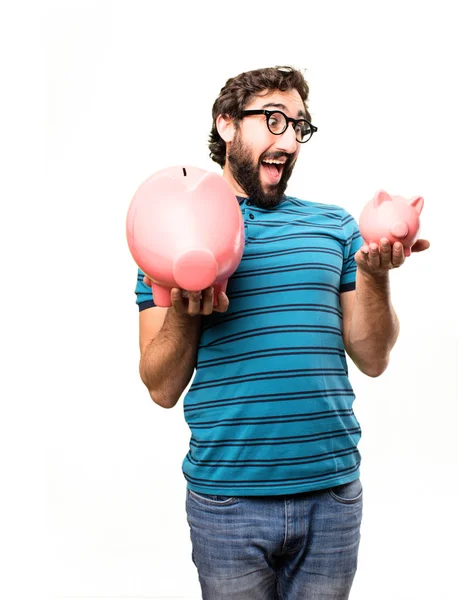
top-left (134, 66), bottom-right (430, 599)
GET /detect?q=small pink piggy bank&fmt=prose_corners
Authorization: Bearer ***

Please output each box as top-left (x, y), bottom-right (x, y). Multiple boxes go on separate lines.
top-left (359, 190), bottom-right (424, 256)
top-left (126, 166), bottom-right (245, 307)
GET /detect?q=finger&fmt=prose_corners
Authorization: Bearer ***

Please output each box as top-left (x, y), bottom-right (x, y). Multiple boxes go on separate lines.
top-left (356, 246), bottom-right (369, 266)
top-left (143, 275), bottom-right (151, 287)
top-left (187, 291), bottom-right (202, 316)
top-left (171, 288), bottom-right (186, 313)
top-left (368, 242), bottom-right (380, 269)
top-left (214, 292), bottom-right (230, 313)
top-left (411, 239), bottom-right (430, 252)
top-left (200, 287), bottom-right (214, 315)
top-left (392, 242), bottom-right (405, 267)
top-left (379, 238), bottom-right (392, 268)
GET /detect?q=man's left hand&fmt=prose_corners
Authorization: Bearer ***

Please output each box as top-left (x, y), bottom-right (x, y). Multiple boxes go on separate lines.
top-left (355, 238), bottom-right (430, 277)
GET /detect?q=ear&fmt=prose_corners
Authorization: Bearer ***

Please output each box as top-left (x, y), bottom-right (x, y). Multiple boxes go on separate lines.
top-left (409, 195), bottom-right (424, 214)
top-left (216, 114), bottom-right (236, 143)
top-left (373, 189), bottom-right (392, 208)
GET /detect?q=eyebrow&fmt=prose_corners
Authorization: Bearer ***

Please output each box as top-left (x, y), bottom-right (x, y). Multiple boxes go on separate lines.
top-left (260, 102), bottom-right (307, 119)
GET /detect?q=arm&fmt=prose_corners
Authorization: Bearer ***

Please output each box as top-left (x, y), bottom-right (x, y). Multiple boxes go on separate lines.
top-left (139, 305), bottom-right (202, 409)
top-left (341, 237), bottom-right (430, 377)
top-left (138, 285), bottom-right (230, 408)
top-left (341, 272), bottom-right (399, 378)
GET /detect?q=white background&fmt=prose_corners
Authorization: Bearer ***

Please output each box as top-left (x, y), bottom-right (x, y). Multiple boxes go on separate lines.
top-left (1, 0), bottom-right (470, 599)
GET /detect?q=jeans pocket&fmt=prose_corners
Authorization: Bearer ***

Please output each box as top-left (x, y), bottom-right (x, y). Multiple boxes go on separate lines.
top-left (329, 478), bottom-right (363, 505)
top-left (187, 488), bottom-right (239, 507)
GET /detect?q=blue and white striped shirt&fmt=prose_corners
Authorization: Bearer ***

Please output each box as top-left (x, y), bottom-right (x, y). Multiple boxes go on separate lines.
top-left (135, 195), bottom-right (364, 496)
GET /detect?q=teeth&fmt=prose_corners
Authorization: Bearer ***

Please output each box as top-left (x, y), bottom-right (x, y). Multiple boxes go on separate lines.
top-left (262, 159), bottom-right (285, 165)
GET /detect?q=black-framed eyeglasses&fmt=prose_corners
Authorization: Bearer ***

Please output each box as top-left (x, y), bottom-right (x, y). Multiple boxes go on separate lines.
top-left (240, 109), bottom-right (318, 143)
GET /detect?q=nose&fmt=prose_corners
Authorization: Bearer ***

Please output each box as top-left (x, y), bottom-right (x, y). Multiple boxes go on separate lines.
top-left (274, 124), bottom-right (298, 155)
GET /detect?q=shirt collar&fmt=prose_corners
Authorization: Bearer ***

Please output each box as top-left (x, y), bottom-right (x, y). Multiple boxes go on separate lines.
top-left (236, 195), bottom-right (288, 207)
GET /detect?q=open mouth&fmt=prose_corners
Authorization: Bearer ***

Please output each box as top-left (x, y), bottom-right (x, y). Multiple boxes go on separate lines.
top-left (260, 159), bottom-right (285, 183)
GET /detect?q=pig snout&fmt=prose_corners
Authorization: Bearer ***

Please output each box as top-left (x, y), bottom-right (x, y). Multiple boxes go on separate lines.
top-left (173, 249), bottom-right (218, 292)
top-left (390, 221), bottom-right (409, 239)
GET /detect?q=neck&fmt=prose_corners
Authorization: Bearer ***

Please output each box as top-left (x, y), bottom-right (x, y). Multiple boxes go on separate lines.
top-left (222, 164), bottom-right (247, 198)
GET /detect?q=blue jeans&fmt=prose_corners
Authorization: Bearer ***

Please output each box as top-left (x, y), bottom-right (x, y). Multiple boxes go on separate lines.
top-left (185, 478), bottom-right (363, 599)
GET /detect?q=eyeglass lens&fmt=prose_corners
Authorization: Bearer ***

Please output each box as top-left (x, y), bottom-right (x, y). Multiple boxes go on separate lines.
top-left (267, 112), bottom-right (312, 142)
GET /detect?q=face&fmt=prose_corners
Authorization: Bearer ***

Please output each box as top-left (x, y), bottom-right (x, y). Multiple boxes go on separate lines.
top-left (224, 89), bottom-right (306, 209)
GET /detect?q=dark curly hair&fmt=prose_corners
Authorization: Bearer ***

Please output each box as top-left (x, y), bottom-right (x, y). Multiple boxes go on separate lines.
top-left (209, 66), bottom-right (311, 167)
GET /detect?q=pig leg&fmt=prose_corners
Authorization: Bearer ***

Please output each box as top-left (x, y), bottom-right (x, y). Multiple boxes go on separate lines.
top-left (151, 282), bottom-right (173, 307)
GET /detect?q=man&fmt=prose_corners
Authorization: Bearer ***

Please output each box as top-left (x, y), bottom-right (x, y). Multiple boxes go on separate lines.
top-left (134, 66), bottom-right (429, 599)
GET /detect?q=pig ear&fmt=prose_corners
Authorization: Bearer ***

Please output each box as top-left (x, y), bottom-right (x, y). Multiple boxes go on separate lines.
top-left (152, 173), bottom-right (188, 193)
top-left (190, 172), bottom-right (230, 198)
top-left (409, 195), bottom-right (424, 214)
top-left (373, 189), bottom-right (392, 208)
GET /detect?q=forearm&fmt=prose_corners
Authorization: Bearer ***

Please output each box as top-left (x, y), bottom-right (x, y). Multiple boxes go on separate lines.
top-left (346, 270), bottom-right (400, 377)
top-left (139, 311), bottom-right (202, 408)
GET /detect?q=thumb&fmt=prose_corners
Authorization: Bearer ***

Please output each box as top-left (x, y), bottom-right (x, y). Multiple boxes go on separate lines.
top-left (411, 239), bottom-right (430, 252)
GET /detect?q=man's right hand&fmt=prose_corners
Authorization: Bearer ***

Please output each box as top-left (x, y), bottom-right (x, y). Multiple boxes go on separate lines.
top-left (143, 276), bottom-right (229, 316)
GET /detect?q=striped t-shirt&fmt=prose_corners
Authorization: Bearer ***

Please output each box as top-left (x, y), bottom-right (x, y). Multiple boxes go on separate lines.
top-left (134, 195), bottom-right (364, 496)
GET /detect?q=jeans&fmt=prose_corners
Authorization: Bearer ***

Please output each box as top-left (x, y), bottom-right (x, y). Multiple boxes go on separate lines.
top-left (185, 478), bottom-right (363, 599)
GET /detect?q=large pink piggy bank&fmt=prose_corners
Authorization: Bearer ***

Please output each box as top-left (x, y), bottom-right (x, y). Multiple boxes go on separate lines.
top-left (126, 166), bottom-right (245, 307)
top-left (359, 190), bottom-right (424, 256)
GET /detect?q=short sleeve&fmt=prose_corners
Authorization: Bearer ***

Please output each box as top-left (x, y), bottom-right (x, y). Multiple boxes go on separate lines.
top-left (134, 268), bottom-right (156, 311)
top-left (340, 210), bottom-right (364, 293)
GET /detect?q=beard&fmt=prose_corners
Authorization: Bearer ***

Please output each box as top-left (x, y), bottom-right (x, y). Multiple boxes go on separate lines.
top-left (227, 131), bottom-right (296, 209)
